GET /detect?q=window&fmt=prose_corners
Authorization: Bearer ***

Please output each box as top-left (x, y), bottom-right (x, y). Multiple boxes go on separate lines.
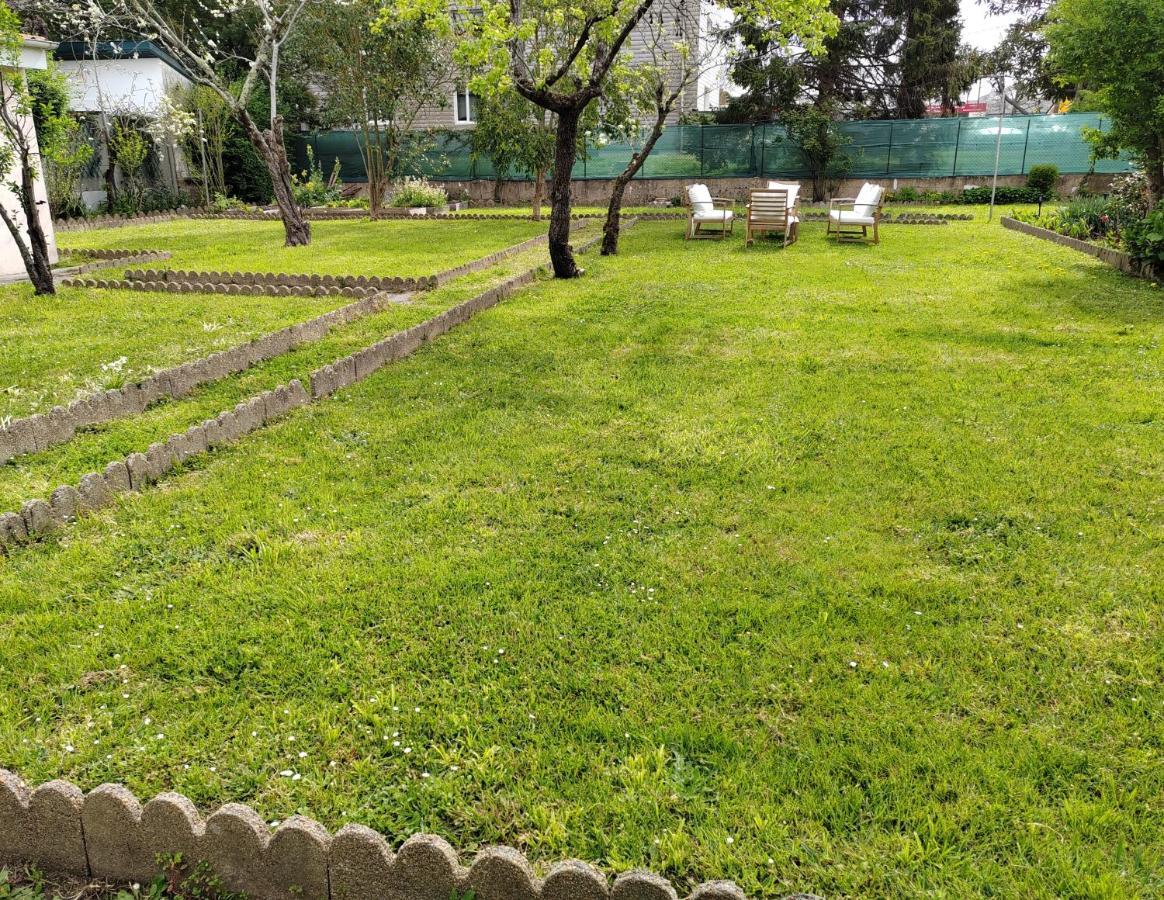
top-left (454, 87), bottom-right (479, 124)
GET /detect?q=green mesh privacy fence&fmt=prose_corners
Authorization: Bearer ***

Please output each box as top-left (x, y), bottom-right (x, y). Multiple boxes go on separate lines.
top-left (292, 113), bottom-right (1131, 183)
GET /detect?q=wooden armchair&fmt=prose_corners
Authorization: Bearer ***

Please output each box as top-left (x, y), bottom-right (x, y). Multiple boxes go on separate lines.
top-left (745, 188), bottom-right (800, 248)
top-left (685, 184), bottom-right (735, 240)
top-left (826, 183), bottom-right (885, 243)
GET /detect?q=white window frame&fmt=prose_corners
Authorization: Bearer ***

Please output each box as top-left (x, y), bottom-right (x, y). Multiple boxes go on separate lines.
top-left (453, 86), bottom-right (478, 124)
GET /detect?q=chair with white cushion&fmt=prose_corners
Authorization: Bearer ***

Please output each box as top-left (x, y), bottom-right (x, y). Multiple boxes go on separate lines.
top-left (685, 183), bottom-right (734, 240)
top-left (827, 182), bottom-right (885, 243)
top-left (745, 188), bottom-right (799, 248)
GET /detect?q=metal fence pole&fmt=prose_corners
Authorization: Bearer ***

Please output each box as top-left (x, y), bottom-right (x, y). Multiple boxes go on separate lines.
top-left (951, 118), bottom-right (962, 177)
top-left (1020, 118), bottom-right (1032, 174)
top-left (700, 126), bottom-right (705, 177)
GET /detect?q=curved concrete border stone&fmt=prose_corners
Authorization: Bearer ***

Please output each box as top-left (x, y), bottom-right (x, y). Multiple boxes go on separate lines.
top-left (1001, 216), bottom-right (1157, 280)
top-left (0, 768), bottom-right (759, 900)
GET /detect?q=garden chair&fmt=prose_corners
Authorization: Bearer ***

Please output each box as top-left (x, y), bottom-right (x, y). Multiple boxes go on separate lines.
top-left (745, 187), bottom-right (800, 247)
top-left (827, 182), bottom-right (885, 243)
top-left (685, 184), bottom-right (735, 240)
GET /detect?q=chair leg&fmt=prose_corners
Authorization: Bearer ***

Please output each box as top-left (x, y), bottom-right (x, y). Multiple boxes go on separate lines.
top-left (873, 220), bottom-right (880, 244)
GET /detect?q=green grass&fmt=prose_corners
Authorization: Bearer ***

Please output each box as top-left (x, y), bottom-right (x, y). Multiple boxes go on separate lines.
top-left (57, 218), bottom-right (544, 277)
top-left (2, 216), bottom-right (1162, 897)
top-left (3, 219), bottom-right (545, 420)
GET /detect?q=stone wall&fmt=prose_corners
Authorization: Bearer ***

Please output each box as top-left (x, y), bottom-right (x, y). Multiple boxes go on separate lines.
top-left (0, 769), bottom-right (749, 900)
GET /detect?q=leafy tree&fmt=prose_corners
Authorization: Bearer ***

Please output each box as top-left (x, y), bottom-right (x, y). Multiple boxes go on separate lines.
top-left (28, 61), bottom-right (93, 220)
top-left (387, 0), bottom-right (834, 278)
top-left (784, 100), bottom-right (851, 200)
top-left (306, 0), bottom-right (453, 216)
top-left (0, 10), bottom-right (78, 294)
top-left (467, 91), bottom-right (557, 217)
top-left (1046, 0), bottom-right (1164, 205)
top-left (721, 0), bottom-right (975, 121)
top-left (113, 0), bottom-right (319, 246)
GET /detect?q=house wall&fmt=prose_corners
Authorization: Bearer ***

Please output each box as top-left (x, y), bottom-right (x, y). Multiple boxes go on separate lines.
top-left (58, 57), bottom-right (194, 204)
top-left (0, 50), bottom-right (58, 280)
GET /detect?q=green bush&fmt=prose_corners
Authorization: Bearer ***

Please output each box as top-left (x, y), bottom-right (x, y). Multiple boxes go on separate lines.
top-left (292, 147), bottom-right (342, 207)
top-left (223, 132), bottom-right (273, 205)
top-left (890, 186), bottom-right (920, 202)
top-left (1123, 204), bottom-right (1164, 274)
top-left (1025, 164), bottom-right (1059, 197)
top-left (390, 176), bottom-right (448, 209)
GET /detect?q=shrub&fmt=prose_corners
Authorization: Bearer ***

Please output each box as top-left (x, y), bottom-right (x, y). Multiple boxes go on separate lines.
top-left (890, 186), bottom-right (920, 202)
top-left (390, 176), bottom-right (448, 209)
top-left (292, 147), bottom-right (342, 207)
top-left (1025, 164), bottom-right (1059, 197)
top-left (209, 192), bottom-right (255, 212)
top-left (961, 185), bottom-right (1043, 204)
top-left (1107, 169), bottom-right (1151, 225)
top-left (1123, 204), bottom-right (1164, 274)
top-left (1059, 196), bottom-right (1114, 238)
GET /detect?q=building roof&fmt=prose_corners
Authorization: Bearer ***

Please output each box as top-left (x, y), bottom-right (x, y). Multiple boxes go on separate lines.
top-left (53, 40), bottom-right (192, 80)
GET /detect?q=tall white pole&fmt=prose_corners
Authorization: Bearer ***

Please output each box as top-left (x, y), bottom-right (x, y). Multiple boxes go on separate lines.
top-left (988, 74), bottom-right (1006, 223)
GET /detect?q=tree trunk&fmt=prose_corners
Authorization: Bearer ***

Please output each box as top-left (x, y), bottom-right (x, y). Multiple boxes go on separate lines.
top-left (532, 167), bottom-right (546, 220)
top-left (602, 107), bottom-right (671, 255)
top-left (493, 176), bottom-right (505, 205)
top-left (0, 150), bottom-right (56, 295)
top-left (548, 107), bottom-right (582, 278)
top-left (240, 111), bottom-right (311, 247)
top-left (1147, 139), bottom-right (1164, 208)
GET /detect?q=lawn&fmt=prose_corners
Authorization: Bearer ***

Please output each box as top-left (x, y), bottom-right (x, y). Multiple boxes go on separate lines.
top-left (2, 219), bottom-right (545, 420)
top-left (1, 214), bottom-right (1162, 898)
top-left (57, 217), bottom-right (544, 277)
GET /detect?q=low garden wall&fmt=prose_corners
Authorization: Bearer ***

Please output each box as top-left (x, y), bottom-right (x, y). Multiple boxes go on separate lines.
top-left (1001, 216), bottom-right (1156, 279)
top-left (0, 769), bottom-right (749, 900)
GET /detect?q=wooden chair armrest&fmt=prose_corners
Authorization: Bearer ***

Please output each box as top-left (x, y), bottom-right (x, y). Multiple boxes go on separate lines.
top-left (712, 197), bottom-right (734, 207)
top-left (829, 197), bottom-right (857, 208)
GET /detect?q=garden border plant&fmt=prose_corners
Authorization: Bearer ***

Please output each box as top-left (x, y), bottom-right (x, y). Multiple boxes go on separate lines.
top-left (0, 765), bottom-right (749, 900)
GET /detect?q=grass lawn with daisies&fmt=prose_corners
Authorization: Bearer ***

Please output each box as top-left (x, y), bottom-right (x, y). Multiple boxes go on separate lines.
top-left (2, 211), bottom-right (1162, 898)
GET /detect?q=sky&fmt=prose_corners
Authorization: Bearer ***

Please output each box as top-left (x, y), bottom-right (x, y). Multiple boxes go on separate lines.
top-left (959, 0), bottom-right (1023, 50)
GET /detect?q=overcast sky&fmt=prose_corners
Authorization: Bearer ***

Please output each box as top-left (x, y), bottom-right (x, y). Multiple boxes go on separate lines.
top-left (959, 0), bottom-right (1022, 49)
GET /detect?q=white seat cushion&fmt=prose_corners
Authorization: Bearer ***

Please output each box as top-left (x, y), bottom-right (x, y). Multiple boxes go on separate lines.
top-left (687, 184), bottom-right (714, 216)
top-left (853, 183), bottom-right (883, 218)
top-left (693, 209), bottom-right (734, 223)
top-left (830, 209), bottom-right (875, 225)
top-left (767, 181), bottom-right (801, 207)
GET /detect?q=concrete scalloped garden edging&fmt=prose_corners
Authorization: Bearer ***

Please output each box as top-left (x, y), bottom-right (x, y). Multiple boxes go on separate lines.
top-left (0, 769), bottom-right (761, 900)
top-left (0, 225), bottom-right (610, 550)
top-left (58, 249), bottom-right (173, 276)
top-left (1001, 216), bottom-right (1157, 280)
top-left (4, 232), bottom-right (557, 466)
top-left (0, 291), bottom-right (406, 467)
top-left (54, 211), bottom-right (198, 232)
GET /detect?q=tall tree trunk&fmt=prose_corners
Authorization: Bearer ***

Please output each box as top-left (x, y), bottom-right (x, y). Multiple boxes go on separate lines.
top-left (548, 107), bottom-right (582, 278)
top-left (602, 106), bottom-right (671, 255)
top-left (531, 167), bottom-right (546, 220)
top-left (0, 151), bottom-right (56, 295)
top-left (240, 111), bottom-right (311, 247)
top-left (1147, 139), bottom-right (1164, 208)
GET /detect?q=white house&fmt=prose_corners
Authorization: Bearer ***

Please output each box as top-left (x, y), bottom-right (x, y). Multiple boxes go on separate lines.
top-left (54, 40), bottom-right (194, 206)
top-left (0, 35), bottom-right (58, 281)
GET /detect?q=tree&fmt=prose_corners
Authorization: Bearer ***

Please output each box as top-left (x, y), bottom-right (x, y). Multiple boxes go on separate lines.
top-left (307, 0), bottom-right (453, 216)
top-left (1046, 0), bottom-right (1164, 205)
top-left (0, 11), bottom-right (75, 295)
top-left (29, 62), bottom-right (93, 220)
top-left (599, 0), bottom-right (701, 255)
top-left (466, 90), bottom-right (557, 217)
top-left (118, 0), bottom-right (317, 245)
top-left (389, 0), bottom-right (834, 278)
top-left (721, 0), bottom-right (974, 121)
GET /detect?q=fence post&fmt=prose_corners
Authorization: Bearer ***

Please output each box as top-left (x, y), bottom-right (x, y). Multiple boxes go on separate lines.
top-left (951, 118), bottom-right (962, 176)
top-left (699, 126), bottom-right (705, 178)
top-left (886, 122), bottom-right (894, 176)
top-left (750, 125), bottom-right (757, 178)
top-left (759, 125), bottom-right (766, 177)
top-left (1020, 118), bottom-right (1032, 174)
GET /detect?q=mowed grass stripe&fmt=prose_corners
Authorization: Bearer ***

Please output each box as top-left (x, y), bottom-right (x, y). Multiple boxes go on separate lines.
top-left (0, 218), bottom-right (1160, 897)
